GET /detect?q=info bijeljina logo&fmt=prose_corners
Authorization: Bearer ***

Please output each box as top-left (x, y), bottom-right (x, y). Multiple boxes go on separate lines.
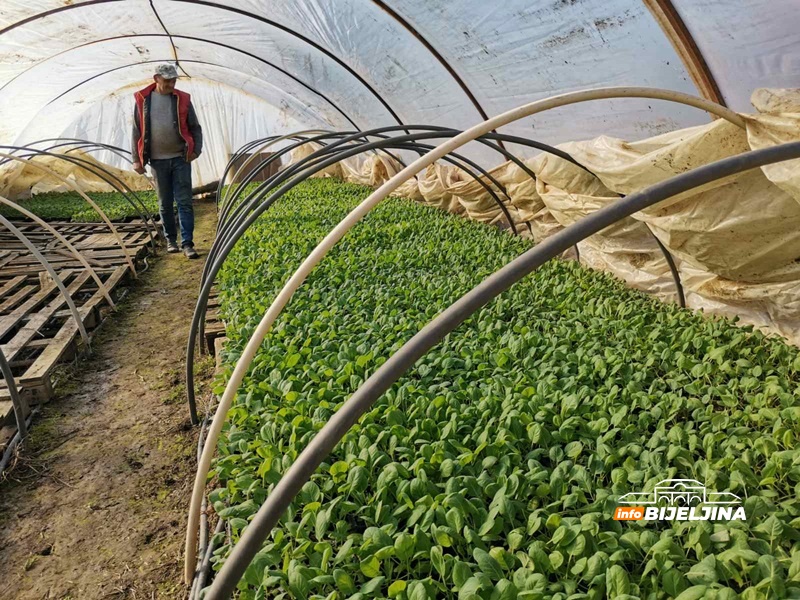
top-left (613, 479), bottom-right (747, 522)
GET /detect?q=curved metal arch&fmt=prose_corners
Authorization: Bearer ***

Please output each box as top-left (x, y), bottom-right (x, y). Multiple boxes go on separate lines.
top-left (204, 140), bottom-right (800, 600)
top-left (0, 151), bottom-right (138, 277)
top-left (221, 135), bottom-right (517, 242)
top-left (0, 195), bottom-right (115, 307)
top-left (0, 139), bottom-right (133, 167)
top-left (214, 124), bottom-right (527, 234)
top-left (1, 146), bottom-right (158, 250)
top-left (219, 128), bottom-right (686, 308)
top-left (8, 147), bottom-right (159, 246)
top-left (191, 129), bottom-right (518, 424)
top-left (195, 124), bottom-right (684, 424)
top-left (26, 138), bottom-right (132, 157)
top-left (2, 34), bottom-right (360, 130)
top-left (0, 0), bottom-right (405, 126)
top-left (184, 86), bottom-right (745, 578)
top-left (61, 143), bottom-right (134, 166)
top-left (220, 123), bottom-right (597, 228)
top-left (219, 130), bottom-right (351, 224)
top-left (218, 131), bottom-right (426, 235)
top-left (219, 131), bottom-right (427, 219)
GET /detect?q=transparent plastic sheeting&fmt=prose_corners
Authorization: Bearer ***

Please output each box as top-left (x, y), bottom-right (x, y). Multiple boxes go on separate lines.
top-left (2, 0), bottom-right (797, 184)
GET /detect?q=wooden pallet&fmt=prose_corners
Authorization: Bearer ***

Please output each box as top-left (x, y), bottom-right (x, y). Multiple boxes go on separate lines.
top-left (0, 220), bottom-right (155, 453)
top-left (0, 220), bottom-right (152, 276)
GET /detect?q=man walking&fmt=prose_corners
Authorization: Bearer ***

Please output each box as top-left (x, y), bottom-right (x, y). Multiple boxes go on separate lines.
top-left (132, 64), bottom-right (202, 259)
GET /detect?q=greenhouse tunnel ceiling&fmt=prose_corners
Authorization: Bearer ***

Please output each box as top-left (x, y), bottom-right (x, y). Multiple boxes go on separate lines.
top-left (2, 0), bottom-right (799, 183)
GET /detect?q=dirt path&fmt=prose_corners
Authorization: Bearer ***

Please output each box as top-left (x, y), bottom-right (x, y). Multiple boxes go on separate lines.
top-left (0, 201), bottom-right (217, 599)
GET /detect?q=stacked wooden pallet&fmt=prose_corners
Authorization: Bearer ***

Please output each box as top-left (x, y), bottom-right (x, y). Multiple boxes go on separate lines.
top-left (0, 220), bottom-right (154, 456)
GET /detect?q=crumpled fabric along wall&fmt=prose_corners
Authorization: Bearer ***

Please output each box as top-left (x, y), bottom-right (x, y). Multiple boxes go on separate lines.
top-left (0, 149), bottom-right (150, 198)
top-left (325, 88), bottom-right (800, 346)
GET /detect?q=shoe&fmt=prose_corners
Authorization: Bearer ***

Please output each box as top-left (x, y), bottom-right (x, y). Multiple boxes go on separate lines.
top-left (167, 241), bottom-right (180, 253)
top-left (183, 245), bottom-right (199, 259)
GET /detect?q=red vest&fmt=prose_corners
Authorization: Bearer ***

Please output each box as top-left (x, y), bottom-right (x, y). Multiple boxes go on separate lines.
top-left (134, 83), bottom-right (195, 164)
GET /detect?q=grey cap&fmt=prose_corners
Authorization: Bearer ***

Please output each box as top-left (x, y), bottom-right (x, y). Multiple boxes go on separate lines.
top-left (155, 64), bottom-right (179, 79)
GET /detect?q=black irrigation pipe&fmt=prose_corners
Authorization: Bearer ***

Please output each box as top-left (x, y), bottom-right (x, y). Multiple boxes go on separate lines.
top-left (187, 128), bottom-right (627, 422)
top-left (648, 225), bottom-right (686, 307)
top-left (204, 140), bottom-right (800, 600)
top-left (0, 146), bottom-right (159, 248)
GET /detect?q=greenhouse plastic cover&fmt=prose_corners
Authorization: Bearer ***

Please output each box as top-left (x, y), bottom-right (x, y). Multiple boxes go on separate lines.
top-left (1, 0), bottom-right (798, 185)
top-left (2, 1), bottom-right (800, 344)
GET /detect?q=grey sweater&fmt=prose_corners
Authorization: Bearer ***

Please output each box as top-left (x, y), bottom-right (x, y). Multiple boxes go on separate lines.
top-left (131, 91), bottom-right (203, 165)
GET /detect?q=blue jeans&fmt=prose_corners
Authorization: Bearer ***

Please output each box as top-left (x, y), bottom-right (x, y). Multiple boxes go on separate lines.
top-left (150, 157), bottom-right (194, 247)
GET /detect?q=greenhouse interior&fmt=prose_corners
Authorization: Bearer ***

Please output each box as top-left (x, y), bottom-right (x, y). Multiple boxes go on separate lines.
top-left (0, 1), bottom-right (799, 599)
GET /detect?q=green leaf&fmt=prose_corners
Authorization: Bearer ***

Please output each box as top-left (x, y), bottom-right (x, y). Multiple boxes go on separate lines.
top-left (388, 580), bottom-right (407, 598)
top-left (686, 555), bottom-right (718, 585)
top-left (452, 560), bottom-right (472, 589)
top-left (606, 565), bottom-right (630, 598)
top-left (674, 586), bottom-right (709, 600)
top-left (360, 576), bottom-right (385, 595)
top-left (662, 568), bottom-right (688, 597)
top-left (394, 532), bottom-right (415, 561)
top-left (408, 581), bottom-right (428, 600)
top-left (334, 568), bottom-right (356, 594)
top-left (458, 577), bottom-right (485, 600)
top-left (490, 579), bottom-right (518, 600)
top-left (360, 555), bottom-right (381, 579)
top-left (474, 547), bottom-right (504, 581)
top-left (431, 546), bottom-right (446, 577)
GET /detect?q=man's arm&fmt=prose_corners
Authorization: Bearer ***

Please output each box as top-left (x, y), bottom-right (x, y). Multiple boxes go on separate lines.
top-left (187, 102), bottom-right (203, 158)
top-left (131, 106), bottom-right (145, 174)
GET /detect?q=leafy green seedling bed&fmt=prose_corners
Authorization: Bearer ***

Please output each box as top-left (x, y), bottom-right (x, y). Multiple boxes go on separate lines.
top-left (209, 178), bottom-right (800, 600)
top-left (0, 190), bottom-right (159, 222)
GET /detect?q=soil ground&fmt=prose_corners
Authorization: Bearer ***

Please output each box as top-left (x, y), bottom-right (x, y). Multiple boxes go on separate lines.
top-left (0, 200), bottom-right (217, 599)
